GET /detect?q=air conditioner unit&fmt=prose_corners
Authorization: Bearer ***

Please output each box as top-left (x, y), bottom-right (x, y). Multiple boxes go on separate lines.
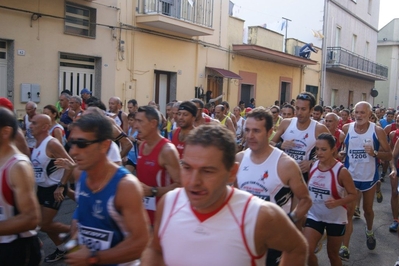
top-left (327, 51), bottom-right (337, 63)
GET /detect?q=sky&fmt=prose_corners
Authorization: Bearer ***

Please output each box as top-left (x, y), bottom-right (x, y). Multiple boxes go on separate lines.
top-left (231, 0), bottom-right (399, 46)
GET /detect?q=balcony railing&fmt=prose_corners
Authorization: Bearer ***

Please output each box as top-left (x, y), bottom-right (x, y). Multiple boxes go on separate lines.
top-left (327, 47), bottom-right (388, 79)
top-left (137, 0), bottom-right (213, 28)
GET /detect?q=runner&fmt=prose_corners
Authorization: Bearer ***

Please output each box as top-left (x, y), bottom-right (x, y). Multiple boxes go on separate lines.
top-left (339, 101), bottom-right (392, 260)
top-left (65, 113), bottom-right (149, 266)
top-left (236, 107), bottom-right (311, 266)
top-left (304, 133), bottom-right (357, 266)
top-left (141, 125), bottom-right (308, 266)
top-left (0, 107), bottom-right (42, 266)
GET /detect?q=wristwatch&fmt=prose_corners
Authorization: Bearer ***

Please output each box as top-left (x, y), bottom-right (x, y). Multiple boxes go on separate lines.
top-left (373, 150), bottom-right (379, 157)
top-left (87, 250), bottom-right (99, 265)
top-left (151, 187), bottom-right (158, 197)
top-left (57, 182), bottom-right (67, 189)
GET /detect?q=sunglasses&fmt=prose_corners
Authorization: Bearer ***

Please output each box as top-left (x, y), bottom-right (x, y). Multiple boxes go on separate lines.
top-left (297, 93), bottom-right (313, 101)
top-left (68, 138), bottom-right (103, 149)
top-left (271, 111), bottom-right (278, 114)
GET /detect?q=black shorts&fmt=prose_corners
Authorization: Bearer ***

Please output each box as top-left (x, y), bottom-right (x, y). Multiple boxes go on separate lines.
top-left (125, 159), bottom-right (137, 169)
top-left (305, 218), bottom-right (346, 237)
top-left (0, 236), bottom-right (43, 266)
top-left (266, 248), bottom-right (282, 266)
top-left (37, 185), bottom-right (67, 210)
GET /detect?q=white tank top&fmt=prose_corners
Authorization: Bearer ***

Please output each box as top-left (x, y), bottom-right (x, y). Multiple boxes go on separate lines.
top-left (31, 136), bottom-right (64, 187)
top-left (237, 148), bottom-right (292, 213)
top-left (0, 154), bottom-right (37, 243)
top-left (24, 115), bottom-right (36, 148)
top-left (308, 160), bottom-right (347, 224)
top-left (343, 122), bottom-right (379, 182)
top-left (236, 116), bottom-right (244, 137)
top-left (159, 188), bottom-right (266, 266)
top-left (280, 118), bottom-right (317, 163)
top-left (49, 123), bottom-right (66, 146)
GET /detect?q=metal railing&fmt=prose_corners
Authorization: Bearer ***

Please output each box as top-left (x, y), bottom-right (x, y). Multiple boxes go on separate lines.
top-left (137, 0), bottom-right (214, 28)
top-left (326, 47), bottom-right (388, 78)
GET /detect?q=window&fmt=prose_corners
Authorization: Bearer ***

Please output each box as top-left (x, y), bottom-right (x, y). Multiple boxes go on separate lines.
top-left (365, 41), bottom-right (369, 57)
top-left (335, 26), bottom-right (341, 47)
top-left (65, 2), bottom-right (96, 38)
top-left (0, 41), bottom-right (6, 59)
top-left (331, 89), bottom-right (338, 106)
top-left (368, 0), bottom-right (372, 14)
top-left (351, 34), bottom-right (357, 53)
top-left (362, 93), bottom-right (367, 101)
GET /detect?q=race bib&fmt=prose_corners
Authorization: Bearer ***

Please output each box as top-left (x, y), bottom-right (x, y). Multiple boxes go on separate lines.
top-left (286, 149), bottom-right (305, 162)
top-left (78, 225), bottom-right (114, 251)
top-left (34, 168), bottom-right (45, 183)
top-left (349, 149), bottom-right (369, 163)
top-left (142, 197), bottom-right (156, 211)
top-left (309, 186), bottom-right (330, 204)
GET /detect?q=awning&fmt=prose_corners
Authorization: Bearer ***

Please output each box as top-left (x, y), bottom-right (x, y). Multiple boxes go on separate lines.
top-left (206, 67), bottom-right (242, 80)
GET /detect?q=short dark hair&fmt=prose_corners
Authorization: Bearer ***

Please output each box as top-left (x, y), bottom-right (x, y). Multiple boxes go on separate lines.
top-left (61, 90), bottom-right (71, 95)
top-left (137, 105), bottom-right (160, 125)
top-left (44, 104), bottom-right (60, 120)
top-left (313, 105), bottom-right (323, 113)
top-left (246, 107), bottom-right (273, 132)
top-left (191, 98), bottom-right (205, 108)
top-left (185, 125), bottom-right (236, 170)
top-left (239, 100), bottom-right (245, 105)
top-left (72, 113), bottom-right (113, 141)
top-left (341, 109), bottom-right (350, 115)
top-left (128, 99), bottom-right (138, 106)
top-left (296, 92), bottom-right (316, 109)
top-left (250, 98), bottom-right (255, 103)
top-left (86, 97), bottom-right (107, 111)
top-left (271, 105), bottom-right (280, 112)
top-left (128, 112), bottom-right (135, 119)
top-left (0, 107), bottom-right (18, 139)
top-left (317, 133), bottom-right (336, 149)
top-left (221, 101), bottom-right (230, 109)
top-left (282, 104), bottom-right (295, 113)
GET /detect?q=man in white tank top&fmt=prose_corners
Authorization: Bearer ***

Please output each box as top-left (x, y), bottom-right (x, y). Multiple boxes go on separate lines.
top-left (22, 101), bottom-right (37, 151)
top-left (30, 114), bottom-right (74, 263)
top-left (236, 108), bottom-right (312, 266)
top-left (0, 107), bottom-right (42, 265)
top-left (339, 101), bottom-right (392, 260)
top-left (141, 125), bottom-right (308, 266)
top-left (271, 92), bottom-right (329, 183)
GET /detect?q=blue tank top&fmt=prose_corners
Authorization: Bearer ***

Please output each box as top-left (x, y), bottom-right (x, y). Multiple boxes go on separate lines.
top-left (75, 167), bottom-right (130, 262)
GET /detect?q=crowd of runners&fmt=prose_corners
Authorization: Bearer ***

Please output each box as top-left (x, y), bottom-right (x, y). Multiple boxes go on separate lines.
top-left (1, 88), bottom-right (399, 266)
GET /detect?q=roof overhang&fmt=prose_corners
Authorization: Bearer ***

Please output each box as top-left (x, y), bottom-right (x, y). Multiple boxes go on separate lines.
top-left (232, 44), bottom-right (317, 67)
top-left (206, 67), bottom-right (242, 80)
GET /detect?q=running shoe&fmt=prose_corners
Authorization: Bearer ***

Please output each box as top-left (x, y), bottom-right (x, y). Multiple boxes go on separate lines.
top-left (366, 229), bottom-right (376, 250)
top-left (394, 257), bottom-right (399, 266)
top-left (354, 207), bottom-right (361, 219)
top-left (390, 220), bottom-right (399, 232)
top-left (339, 246), bottom-right (350, 261)
top-left (376, 190), bottom-right (383, 203)
top-left (44, 248), bottom-right (66, 263)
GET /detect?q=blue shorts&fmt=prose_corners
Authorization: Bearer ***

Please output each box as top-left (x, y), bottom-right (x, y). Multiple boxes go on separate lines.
top-left (354, 176), bottom-right (379, 192)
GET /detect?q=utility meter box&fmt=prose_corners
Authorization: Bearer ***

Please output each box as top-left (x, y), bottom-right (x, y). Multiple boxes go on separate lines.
top-left (21, 83), bottom-right (40, 103)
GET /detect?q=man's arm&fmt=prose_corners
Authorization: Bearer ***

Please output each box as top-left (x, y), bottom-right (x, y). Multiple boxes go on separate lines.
top-left (122, 112), bottom-right (129, 134)
top-left (141, 196), bottom-right (167, 266)
top-left (270, 119), bottom-right (290, 145)
top-left (278, 154), bottom-right (312, 226)
top-left (255, 202), bottom-right (308, 266)
top-left (15, 128), bottom-right (30, 157)
top-left (373, 126), bottom-right (393, 161)
top-left (226, 117), bottom-right (236, 134)
top-left (233, 151), bottom-right (245, 188)
top-left (112, 122), bottom-right (133, 158)
top-left (0, 160), bottom-right (40, 235)
top-left (230, 113), bottom-right (237, 130)
top-left (66, 174), bottom-right (150, 265)
top-left (47, 139), bottom-right (74, 201)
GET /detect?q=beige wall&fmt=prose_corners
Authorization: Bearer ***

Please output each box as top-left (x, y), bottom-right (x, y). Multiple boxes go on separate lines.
top-left (0, 0), bottom-right (124, 116)
top-left (248, 26), bottom-right (284, 51)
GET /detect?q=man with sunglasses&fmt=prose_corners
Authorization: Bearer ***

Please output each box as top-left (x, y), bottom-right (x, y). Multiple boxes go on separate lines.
top-left (65, 114), bottom-right (149, 266)
top-left (135, 106), bottom-right (181, 226)
top-left (30, 114), bottom-right (74, 262)
top-left (271, 92), bottom-right (329, 183)
top-left (0, 107), bottom-right (42, 265)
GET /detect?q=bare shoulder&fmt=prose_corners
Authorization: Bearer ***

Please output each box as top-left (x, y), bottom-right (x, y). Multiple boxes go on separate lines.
top-left (342, 123), bottom-right (350, 133)
top-left (117, 173), bottom-right (144, 199)
top-left (315, 121), bottom-right (329, 133)
top-left (235, 150), bottom-right (245, 163)
top-left (277, 152), bottom-right (301, 183)
top-left (257, 200), bottom-right (286, 225)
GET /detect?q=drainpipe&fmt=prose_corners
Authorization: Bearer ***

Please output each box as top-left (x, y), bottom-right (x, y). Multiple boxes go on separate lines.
top-left (320, 0), bottom-right (329, 105)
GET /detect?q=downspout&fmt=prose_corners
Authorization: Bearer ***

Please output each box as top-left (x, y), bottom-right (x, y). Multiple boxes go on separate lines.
top-left (320, 0), bottom-right (329, 105)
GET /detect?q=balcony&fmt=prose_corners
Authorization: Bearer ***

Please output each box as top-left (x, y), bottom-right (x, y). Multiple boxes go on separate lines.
top-left (326, 47), bottom-right (388, 81)
top-left (136, 0), bottom-right (214, 36)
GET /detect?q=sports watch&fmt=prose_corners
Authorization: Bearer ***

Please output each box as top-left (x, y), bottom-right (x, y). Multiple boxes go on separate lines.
top-left (151, 187), bottom-right (158, 197)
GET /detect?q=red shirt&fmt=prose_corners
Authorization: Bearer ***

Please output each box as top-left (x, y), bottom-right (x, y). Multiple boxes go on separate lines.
top-left (338, 119), bottom-right (353, 130)
top-left (137, 137), bottom-right (171, 224)
top-left (171, 128), bottom-right (185, 159)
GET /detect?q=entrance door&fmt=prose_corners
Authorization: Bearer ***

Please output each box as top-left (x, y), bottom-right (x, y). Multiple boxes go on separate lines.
top-left (306, 85), bottom-right (319, 104)
top-left (154, 71), bottom-right (177, 115)
top-left (0, 40), bottom-right (7, 97)
top-left (280, 82), bottom-right (292, 105)
top-left (240, 84), bottom-right (253, 107)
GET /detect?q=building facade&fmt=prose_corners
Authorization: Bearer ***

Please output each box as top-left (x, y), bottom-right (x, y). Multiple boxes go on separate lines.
top-left (376, 19), bottom-right (399, 109)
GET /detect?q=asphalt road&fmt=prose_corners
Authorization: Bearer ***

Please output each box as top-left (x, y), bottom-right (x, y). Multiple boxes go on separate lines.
top-left (40, 174), bottom-right (399, 266)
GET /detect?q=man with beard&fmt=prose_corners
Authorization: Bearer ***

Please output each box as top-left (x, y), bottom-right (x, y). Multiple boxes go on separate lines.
top-left (171, 101), bottom-right (197, 158)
